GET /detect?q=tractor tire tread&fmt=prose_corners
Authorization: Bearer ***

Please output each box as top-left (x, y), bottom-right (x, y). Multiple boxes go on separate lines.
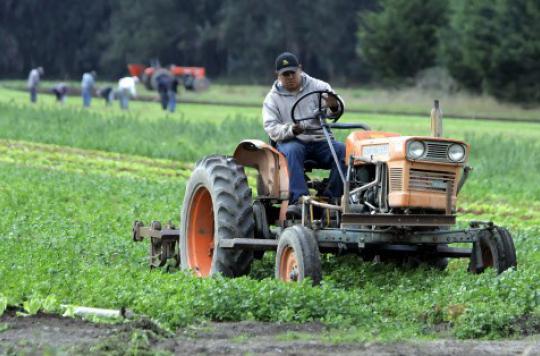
top-left (181, 154), bottom-right (254, 277)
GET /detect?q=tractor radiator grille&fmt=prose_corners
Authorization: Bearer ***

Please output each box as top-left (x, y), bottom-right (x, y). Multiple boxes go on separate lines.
top-left (419, 141), bottom-right (466, 162)
top-left (425, 142), bottom-right (451, 161)
top-left (389, 168), bottom-right (403, 191)
top-left (409, 169), bottom-right (455, 193)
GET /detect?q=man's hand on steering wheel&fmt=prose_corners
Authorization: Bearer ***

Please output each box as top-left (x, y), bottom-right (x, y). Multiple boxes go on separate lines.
top-left (323, 92), bottom-right (339, 112)
top-left (290, 90), bottom-right (344, 124)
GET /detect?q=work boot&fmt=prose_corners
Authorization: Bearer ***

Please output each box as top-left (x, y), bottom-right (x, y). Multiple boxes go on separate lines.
top-left (286, 203), bottom-right (303, 219)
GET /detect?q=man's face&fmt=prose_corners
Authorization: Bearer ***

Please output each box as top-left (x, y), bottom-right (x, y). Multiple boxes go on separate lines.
top-left (278, 68), bottom-right (301, 91)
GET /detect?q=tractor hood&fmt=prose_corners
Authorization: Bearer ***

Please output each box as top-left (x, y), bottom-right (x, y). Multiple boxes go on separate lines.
top-left (345, 132), bottom-right (469, 166)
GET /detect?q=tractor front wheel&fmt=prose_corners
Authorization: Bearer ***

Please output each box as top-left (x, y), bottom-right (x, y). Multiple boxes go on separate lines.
top-left (180, 155), bottom-right (254, 277)
top-left (275, 226), bottom-right (322, 285)
top-left (469, 227), bottom-right (517, 274)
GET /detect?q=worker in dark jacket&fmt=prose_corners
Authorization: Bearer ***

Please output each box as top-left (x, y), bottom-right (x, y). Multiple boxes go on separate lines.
top-left (156, 73), bottom-right (172, 111)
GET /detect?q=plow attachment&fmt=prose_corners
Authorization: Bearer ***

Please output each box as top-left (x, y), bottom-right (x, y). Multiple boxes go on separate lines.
top-left (133, 221), bottom-right (180, 269)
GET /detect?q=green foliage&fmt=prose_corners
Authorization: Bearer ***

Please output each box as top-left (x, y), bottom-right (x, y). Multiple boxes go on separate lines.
top-left (1, 0), bottom-right (372, 82)
top-left (486, 0), bottom-right (540, 102)
top-left (101, 0), bottom-right (224, 76)
top-left (0, 100), bottom-right (265, 162)
top-left (22, 298), bottom-right (42, 316)
top-left (440, 0), bottom-right (540, 103)
top-left (0, 0), bottom-right (110, 77)
top-left (357, 0), bottom-right (448, 80)
top-left (439, 0), bottom-right (498, 92)
top-left (218, 0), bottom-right (371, 82)
top-left (0, 295), bottom-right (6, 317)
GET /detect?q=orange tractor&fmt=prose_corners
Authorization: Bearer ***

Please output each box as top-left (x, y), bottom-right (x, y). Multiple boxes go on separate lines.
top-left (133, 91), bottom-right (516, 284)
top-left (128, 63), bottom-right (210, 92)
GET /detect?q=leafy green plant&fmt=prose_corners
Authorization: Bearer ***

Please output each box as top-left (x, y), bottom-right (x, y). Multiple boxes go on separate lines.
top-left (22, 297), bottom-right (42, 316)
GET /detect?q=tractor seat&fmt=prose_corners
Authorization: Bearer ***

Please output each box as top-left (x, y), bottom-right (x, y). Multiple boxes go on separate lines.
top-left (304, 160), bottom-right (318, 172)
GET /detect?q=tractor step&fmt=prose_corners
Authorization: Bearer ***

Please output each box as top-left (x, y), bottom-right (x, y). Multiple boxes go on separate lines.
top-left (373, 244), bottom-right (471, 257)
top-left (219, 238), bottom-right (278, 250)
top-left (341, 213), bottom-right (456, 227)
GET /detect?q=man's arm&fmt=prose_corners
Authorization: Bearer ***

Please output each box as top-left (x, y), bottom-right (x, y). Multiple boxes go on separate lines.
top-left (262, 99), bottom-right (296, 142)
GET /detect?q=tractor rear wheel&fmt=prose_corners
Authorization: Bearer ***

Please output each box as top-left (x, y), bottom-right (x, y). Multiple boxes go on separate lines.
top-left (469, 227), bottom-right (517, 274)
top-left (180, 155), bottom-right (254, 277)
top-left (275, 226), bottom-right (322, 285)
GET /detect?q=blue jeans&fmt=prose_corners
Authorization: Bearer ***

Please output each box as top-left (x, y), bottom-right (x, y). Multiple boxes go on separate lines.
top-left (159, 90), bottom-right (168, 110)
top-left (82, 88), bottom-right (92, 107)
top-left (30, 87), bottom-right (37, 103)
top-left (277, 138), bottom-right (346, 204)
top-left (118, 89), bottom-right (130, 110)
top-left (168, 91), bottom-right (176, 112)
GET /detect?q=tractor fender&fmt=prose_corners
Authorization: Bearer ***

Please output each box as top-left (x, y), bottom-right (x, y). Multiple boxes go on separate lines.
top-left (233, 139), bottom-right (289, 201)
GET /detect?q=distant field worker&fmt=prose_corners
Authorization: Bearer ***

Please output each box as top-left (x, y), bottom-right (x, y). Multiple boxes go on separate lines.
top-left (117, 76), bottom-right (139, 110)
top-left (155, 72), bottom-right (172, 111)
top-left (51, 83), bottom-right (68, 104)
top-left (81, 71), bottom-right (96, 107)
top-left (98, 86), bottom-right (114, 106)
top-left (27, 67), bottom-right (44, 103)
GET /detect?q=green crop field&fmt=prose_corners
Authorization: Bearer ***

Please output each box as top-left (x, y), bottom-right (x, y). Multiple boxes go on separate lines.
top-left (0, 85), bottom-right (539, 341)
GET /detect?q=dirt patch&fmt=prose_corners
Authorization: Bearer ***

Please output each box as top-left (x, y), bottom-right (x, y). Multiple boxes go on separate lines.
top-left (1, 312), bottom-right (540, 355)
top-left (0, 310), bottom-right (123, 354)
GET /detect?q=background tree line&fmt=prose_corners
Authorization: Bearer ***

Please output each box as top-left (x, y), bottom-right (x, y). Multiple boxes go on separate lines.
top-left (1, 0), bottom-right (539, 103)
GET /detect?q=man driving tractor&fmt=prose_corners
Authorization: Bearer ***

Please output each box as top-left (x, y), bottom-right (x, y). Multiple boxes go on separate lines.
top-left (134, 54), bottom-right (517, 283)
top-left (262, 52), bottom-right (346, 216)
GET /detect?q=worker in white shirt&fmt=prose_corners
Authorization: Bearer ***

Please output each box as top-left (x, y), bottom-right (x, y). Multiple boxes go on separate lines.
top-left (117, 76), bottom-right (139, 110)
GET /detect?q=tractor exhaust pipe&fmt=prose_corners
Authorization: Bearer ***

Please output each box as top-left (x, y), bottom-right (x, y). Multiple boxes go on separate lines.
top-left (430, 100), bottom-right (443, 137)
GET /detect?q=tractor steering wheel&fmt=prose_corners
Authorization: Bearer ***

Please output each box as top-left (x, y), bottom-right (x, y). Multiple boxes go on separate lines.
top-left (290, 90), bottom-right (344, 124)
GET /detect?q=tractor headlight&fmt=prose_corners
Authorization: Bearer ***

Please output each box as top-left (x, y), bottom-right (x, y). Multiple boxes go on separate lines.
top-left (407, 141), bottom-right (425, 159)
top-left (448, 144), bottom-right (466, 162)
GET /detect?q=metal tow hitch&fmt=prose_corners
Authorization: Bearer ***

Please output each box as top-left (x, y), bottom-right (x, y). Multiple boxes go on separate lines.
top-left (132, 220), bottom-right (181, 270)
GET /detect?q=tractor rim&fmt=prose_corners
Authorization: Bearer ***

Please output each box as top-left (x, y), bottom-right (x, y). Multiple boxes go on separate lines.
top-left (280, 246), bottom-right (299, 282)
top-left (187, 186), bottom-right (214, 276)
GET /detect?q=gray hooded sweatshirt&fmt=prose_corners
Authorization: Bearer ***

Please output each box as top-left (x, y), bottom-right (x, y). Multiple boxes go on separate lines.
top-left (27, 69), bottom-right (40, 89)
top-left (262, 72), bottom-right (344, 143)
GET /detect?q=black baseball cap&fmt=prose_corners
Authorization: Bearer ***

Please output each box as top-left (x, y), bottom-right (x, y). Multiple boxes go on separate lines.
top-left (275, 52), bottom-right (300, 74)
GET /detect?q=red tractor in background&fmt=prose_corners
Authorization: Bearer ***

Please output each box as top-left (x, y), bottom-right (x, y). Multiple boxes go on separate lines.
top-left (128, 63), bottom-right (210, 92)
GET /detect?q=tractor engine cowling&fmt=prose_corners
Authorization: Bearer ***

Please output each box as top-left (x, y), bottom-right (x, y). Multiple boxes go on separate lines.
top-left (344, 131), bottom-right (469, 212)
